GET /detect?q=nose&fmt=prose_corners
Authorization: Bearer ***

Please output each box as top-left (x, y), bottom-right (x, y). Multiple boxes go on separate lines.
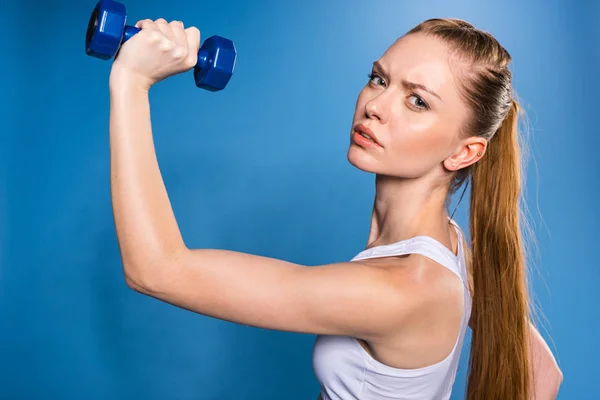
top-left (364, 91), bottom-right (389, 124)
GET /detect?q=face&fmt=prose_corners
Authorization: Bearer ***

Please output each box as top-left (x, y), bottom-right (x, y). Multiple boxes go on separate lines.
top-left (348, 33), bottom-right (482, 179)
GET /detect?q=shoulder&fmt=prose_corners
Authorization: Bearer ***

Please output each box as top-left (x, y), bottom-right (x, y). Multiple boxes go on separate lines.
top-left (360, 254), bottom-right (466, 347)
top-left (382, 253), bottom-right (464, 290)
top-left (362, 254), bottom-right (465, 312)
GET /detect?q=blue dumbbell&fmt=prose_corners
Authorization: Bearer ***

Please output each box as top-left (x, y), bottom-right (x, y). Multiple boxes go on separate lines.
top-left (85, 0), bottom-right (236, 91)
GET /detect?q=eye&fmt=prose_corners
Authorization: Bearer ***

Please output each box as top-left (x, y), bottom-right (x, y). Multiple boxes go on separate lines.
top-left (367, 73), bottom-right (386, 87)
top-left (408, 94), bottom-right (429, 110)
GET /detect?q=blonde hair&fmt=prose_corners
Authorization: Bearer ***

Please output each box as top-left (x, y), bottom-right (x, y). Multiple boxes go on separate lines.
top-left (407, 19), bottom-right (533, 399)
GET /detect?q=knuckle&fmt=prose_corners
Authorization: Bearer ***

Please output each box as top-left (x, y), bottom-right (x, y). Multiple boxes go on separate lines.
top-left (161, 39), bottom-right (175, 51)
top-left (173, 46), bottom-right (187, 59)
top-left (135, 19), bottom-right (153, 28)
top-left (155, 18), bottom-right (168, 24)
top-left (185, 27), bottom-right (201, 44)
top-left (148, 30), bottom-right (162, 43)
top-left (187, 26), bottom-right (200, 36)
top-left (185, 54), bottom-right (197, 68)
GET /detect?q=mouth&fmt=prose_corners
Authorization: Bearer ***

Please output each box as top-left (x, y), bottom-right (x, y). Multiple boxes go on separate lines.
top-left (352, 124), bottom-right (382, 147)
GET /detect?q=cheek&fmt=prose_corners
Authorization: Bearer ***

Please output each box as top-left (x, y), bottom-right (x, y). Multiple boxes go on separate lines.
top-left (386, 117), bottom-right (450, 173)
top-left (390, 111), bottom-right (438, 152)
top-left (390, 131), bottom-right (435, 161)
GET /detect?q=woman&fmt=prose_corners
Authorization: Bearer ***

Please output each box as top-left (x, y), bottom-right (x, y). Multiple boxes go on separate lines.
top-left (108, 16), bottom-right (563, 399)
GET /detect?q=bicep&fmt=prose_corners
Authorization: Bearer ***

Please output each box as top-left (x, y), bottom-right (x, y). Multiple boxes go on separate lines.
top-left (137, 248), bottom-right (422, 341)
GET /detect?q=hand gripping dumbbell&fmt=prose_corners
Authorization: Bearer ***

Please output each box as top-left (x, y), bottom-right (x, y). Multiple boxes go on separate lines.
top-left (85, 0), bottom-right (236, 91)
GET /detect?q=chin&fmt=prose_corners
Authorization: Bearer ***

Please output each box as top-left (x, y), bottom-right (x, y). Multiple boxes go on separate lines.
top-left (346, 146), bottom-right (380, 174)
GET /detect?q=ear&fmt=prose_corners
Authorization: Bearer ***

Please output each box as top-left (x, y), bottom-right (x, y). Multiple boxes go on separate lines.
top-left (444, 137), bottom-right (487, 171)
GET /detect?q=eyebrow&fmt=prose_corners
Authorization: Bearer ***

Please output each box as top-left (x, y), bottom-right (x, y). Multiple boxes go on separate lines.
top-left (372, 61), bottom-right (443, 102)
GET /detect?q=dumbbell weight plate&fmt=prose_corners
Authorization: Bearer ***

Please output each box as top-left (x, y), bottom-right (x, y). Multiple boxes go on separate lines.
top-left (85, 0), bottom-right (127, 60)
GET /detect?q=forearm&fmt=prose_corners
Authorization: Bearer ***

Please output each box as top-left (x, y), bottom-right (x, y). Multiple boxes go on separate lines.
top-left (529, 322), bottom-right (563, 399)
top-left (109, 71), bottom-right (185, 287)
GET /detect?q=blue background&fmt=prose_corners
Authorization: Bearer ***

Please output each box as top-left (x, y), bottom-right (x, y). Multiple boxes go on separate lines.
top-left (2, 0), bottom-right (596, 398)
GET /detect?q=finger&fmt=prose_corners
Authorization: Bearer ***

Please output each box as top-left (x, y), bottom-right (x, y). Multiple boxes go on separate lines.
top-left (134, 19), bottom-right (166, 48)
top-left (184, 26), bottom-right (201, 67)
top-left (133, 19), bottom-right (169, 50)
top-left (169, 21), bottom-right (188, 53)
top-left (134, 19), bottom-right (157, 30)
top-left (154, 18), bottom-right (174, 41)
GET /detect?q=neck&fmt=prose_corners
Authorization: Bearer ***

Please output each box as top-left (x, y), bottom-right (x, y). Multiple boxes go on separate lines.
top-left (366, 174), bottom-right (453, 249)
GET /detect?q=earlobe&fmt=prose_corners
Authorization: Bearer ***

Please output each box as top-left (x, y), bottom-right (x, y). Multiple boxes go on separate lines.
top-left (449, 150), bottom-right (467, 170)
top-left (446, 158), bottom-right (461, 170)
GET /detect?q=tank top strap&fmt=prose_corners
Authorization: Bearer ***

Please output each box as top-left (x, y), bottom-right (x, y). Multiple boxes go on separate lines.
top-left (351, 219), bottom-right (464, 281)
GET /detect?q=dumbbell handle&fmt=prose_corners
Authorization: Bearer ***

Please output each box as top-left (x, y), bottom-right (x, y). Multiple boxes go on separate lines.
top-left (122, 25), bottom-right (140, 43)
top-left (120, 25), bottom-right (211, 71)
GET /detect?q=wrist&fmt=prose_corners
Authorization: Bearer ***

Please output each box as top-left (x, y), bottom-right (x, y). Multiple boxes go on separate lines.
top-left (109, 67), bottom-right (152, 94)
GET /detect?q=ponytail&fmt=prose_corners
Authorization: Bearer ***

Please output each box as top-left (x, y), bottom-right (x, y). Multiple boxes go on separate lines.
top-left (466, 99), bottom-right (532, 400)
top-left (406, 18), bottom-right (541, 398)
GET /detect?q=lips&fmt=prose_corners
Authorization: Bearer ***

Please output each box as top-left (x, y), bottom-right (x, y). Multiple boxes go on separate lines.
top-left (353, 123), bottom-right (382, 147)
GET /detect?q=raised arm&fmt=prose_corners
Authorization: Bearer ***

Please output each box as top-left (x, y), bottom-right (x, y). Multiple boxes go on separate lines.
top-left (107, 19), bottom-right (456, 342)
top-left (108, 72), bottom-right (449, 341)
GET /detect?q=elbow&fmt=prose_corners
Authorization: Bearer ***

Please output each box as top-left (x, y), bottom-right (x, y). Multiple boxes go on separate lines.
top-left (548, 372), bottom-right (564, 400)
top-left (545, 360), bottom-right (565, 399)
top-left (123, 260), bottom-right (155, 294)
top-left (122, 253), bottom-right (177, 295)
top-left (557, 364), bottom-right (564, 381)
top-left (123, 267), bottom-right (148, 293)
top-left (543, 365), bottom-right (564, 400)
top-left (552, 356), bottom-right (565, 392)
top-left (556, 367), bottom-right (564, 390)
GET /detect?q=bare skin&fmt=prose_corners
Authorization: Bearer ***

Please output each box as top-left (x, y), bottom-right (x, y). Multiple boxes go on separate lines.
top-left (107, 19), bottom-right (562, 399)
top-left (339, 31), bottom-right (478, 371)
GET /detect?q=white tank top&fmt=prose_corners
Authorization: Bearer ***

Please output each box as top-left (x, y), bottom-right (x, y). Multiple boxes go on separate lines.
top-left (312, 218), bottom-right (472, 400)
